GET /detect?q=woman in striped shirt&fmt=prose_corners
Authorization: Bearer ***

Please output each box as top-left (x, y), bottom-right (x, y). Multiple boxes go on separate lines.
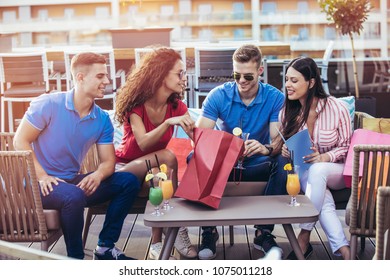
top-left (280, 57), bottom-right (352, 260)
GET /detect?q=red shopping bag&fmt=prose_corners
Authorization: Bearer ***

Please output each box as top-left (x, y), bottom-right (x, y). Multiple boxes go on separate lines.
top-left (166, 137), bottom-right (193, 182)
top-left (343, 129), bottom-right (390, 187)
top-left (174, 128), bottom-right (244, 209)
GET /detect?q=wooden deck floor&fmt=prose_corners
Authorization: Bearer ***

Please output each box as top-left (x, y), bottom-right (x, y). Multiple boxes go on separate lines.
top-left (1, 210), bottom-right (376, 260)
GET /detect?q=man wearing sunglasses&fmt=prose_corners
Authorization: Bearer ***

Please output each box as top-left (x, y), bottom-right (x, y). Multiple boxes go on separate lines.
top-left (195, 44), bottom-right (288, 260)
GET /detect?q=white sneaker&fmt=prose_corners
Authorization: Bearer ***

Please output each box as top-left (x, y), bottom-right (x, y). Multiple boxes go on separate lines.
top-left (149, 242), bottom-right (177, 260)
top-left (259, 247), bottom-right (283, 260)
top-left (174, 227), bottom-right (197, 258)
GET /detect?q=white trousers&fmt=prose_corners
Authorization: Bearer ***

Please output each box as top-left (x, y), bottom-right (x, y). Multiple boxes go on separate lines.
top-left (299, 162), bottom-right (349, 255)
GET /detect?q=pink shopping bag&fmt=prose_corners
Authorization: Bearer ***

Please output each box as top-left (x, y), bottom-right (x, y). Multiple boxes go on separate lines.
top-left (343, 129), bottom-right (390, 187)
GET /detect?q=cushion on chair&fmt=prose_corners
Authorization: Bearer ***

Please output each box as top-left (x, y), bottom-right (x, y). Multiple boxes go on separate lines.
top-left (43, 209), bottom-right (61, 230)
top-left (338, 96), bottom-right (355, 130)
top-left (0, 209), bottom-right (61, 232)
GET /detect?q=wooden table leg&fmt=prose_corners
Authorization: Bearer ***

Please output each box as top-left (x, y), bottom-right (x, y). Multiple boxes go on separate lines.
top-left (283, 224), bottom-right (305, 260)
top-left (159, 227), bottom-right (179, 260)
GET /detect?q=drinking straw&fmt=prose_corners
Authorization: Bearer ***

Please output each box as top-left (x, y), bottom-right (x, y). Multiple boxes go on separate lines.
top-left (290, 150), bottom-right (295, 171)
top-left (145, 159), bottom-right (150, 173)
top-left (145, 159), bottom-right (154, 187)
top-left (154, 154), bottom-right (160, 170)
top-left (275, 126), bottom-right (286, 144)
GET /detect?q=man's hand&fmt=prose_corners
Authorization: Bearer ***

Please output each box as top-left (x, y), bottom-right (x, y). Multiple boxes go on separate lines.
top-left (38, 175), bottom-right (65, 196)
top-left (243, 139), bottom-right (269, 157)
top-left (77, 172), bottom-right (103, 196)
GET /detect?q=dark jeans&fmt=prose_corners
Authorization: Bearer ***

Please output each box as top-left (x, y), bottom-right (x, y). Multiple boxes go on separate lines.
top-left (41, 172), bottom-right (140, 259)
top-left (187, 151), bottom-right (289, 235)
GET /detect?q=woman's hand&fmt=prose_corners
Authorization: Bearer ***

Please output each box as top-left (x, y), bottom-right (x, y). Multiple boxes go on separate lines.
top-left (281, 144), bottom-right (290, 158)
top-left (303, 146), bottom-right (329, 163)
top-left (165, 115), bottom-right (195, 133)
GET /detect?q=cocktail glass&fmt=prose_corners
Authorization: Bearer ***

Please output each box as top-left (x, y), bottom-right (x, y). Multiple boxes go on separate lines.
top-left (161, 170), bottom-right (174, 210)
top-left (149, 177), bottom-right (164, 216)
top-left (286, 165), bottom-right (301, 206)
top-left (234, 132), bottom-right (250, 170)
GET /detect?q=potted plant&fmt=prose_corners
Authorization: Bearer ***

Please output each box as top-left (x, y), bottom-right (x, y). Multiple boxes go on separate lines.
top-left (319, 0), bottom-right (371, 100)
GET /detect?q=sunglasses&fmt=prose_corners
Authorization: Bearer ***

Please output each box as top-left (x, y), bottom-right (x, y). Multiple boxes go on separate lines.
top-left (171, 70), bottom-right (187, 80)
top-left (233, 72), bottom-right (255, 81)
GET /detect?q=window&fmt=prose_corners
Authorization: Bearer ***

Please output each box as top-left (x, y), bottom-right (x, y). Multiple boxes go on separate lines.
top-left (262, 2), bottom-right (277, 15)
top-left (298, 27), bottom-right (309, 40)
top-left (297, 1), bottom-right (309, 14)
top-left (64, 8), bottom-right (74, 20)
top-left (233, 29), bottom-right (245, 39)
top-left (198, 4), bottom-right (212, 22)
top-left (199, 29), bottom-right (213, 41)
top-left (38, 9), bottom-right (48, 21)
top-left (3, 11), bottom-right (17, 23)
top-left (232, 2), bottom-right (245, 20)
top-left (262, 27), bottom-right (278, 41)
top-left (324, 27), bottom-right (336, 40)
top-left (95, 7), bottom-right (110, 19)
top-left (161, 5), bottom-right (174, 16)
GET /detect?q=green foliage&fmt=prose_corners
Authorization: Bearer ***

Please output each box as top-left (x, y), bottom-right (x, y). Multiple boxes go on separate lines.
top-left (319, 0), bottom-right (372, 36)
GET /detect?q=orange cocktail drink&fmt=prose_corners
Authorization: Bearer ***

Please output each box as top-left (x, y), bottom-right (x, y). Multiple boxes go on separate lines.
top-left (161, 180), bottom-right (174, 201)
top-left (287, 173), bottom-right (300, 196)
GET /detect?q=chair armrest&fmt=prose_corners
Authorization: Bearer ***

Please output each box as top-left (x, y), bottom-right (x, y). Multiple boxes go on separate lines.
top-left (354, 111), bottom-right (374, 130)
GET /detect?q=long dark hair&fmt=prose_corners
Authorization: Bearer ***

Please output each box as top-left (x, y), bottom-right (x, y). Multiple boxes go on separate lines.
top-left (115, 46), bottom-right (183, 125)
top-left (282, 57), bottom-right (328, 140)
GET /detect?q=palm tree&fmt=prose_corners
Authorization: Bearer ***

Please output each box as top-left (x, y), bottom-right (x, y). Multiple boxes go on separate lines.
top-left (319, 0), bottom-right (371, 99)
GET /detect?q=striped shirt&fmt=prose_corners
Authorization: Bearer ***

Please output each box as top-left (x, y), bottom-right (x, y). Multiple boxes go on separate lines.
top-left (305, 96), bottom-right (352, 162)
top-left (281, 96), bottom-right (352, 163)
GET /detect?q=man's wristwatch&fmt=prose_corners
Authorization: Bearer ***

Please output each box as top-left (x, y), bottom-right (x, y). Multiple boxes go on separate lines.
top-left (264, 144), bottom-right (274, 156)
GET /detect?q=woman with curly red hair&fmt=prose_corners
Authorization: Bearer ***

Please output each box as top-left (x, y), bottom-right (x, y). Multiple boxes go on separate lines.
top-left (115, 46), bottom-right (196, 260)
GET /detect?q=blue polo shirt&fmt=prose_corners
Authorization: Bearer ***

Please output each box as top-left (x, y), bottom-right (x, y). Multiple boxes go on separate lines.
top-left (202, 81), bottom-right (284, 164)
top-left (25, 90), bottom-right (113, 180)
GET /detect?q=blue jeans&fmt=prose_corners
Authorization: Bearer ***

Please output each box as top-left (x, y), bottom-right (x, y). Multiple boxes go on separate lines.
top-left (41, 172), bottom-right (140, 259)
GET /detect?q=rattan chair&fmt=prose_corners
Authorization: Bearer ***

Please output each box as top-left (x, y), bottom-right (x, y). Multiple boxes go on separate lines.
top-left (0, 52), bottom-right (51, 132)
top-left (346, 144), bottom-right (390, 259)
top-left (373, 186), bottom-right (390, 260)
top-left (0, 150), bottom-right (62, 251)
top-left (0, 132), bottom-right (14, 151)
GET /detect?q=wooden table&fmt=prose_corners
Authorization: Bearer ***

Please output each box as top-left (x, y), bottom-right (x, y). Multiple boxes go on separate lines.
top-left (143, 195), bottom-right (319, 260)
top-left (45, 42), bottom-right (291, 61)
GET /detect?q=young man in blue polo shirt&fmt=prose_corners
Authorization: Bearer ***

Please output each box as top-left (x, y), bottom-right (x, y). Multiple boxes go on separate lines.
top-left (14, 52), bottom-right (140, 260)
top-left (195, 44), bottom-right (288, 260)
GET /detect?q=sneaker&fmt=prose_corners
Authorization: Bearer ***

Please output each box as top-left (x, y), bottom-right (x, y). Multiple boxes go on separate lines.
top-left (253, 230), bottom-right (282, 258)
top-left (174, 227), bottom-right (197, 258)
top-left (149, 242), bottom-right (177, 260)
top-left (94, 246), bottom-right (136, 260)
top-left (259, 247), bottom-right (283, 260)
top-left (286, 243), bottom-right (313, 260)
top-left (198, 228), bottom-right (219, 260)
